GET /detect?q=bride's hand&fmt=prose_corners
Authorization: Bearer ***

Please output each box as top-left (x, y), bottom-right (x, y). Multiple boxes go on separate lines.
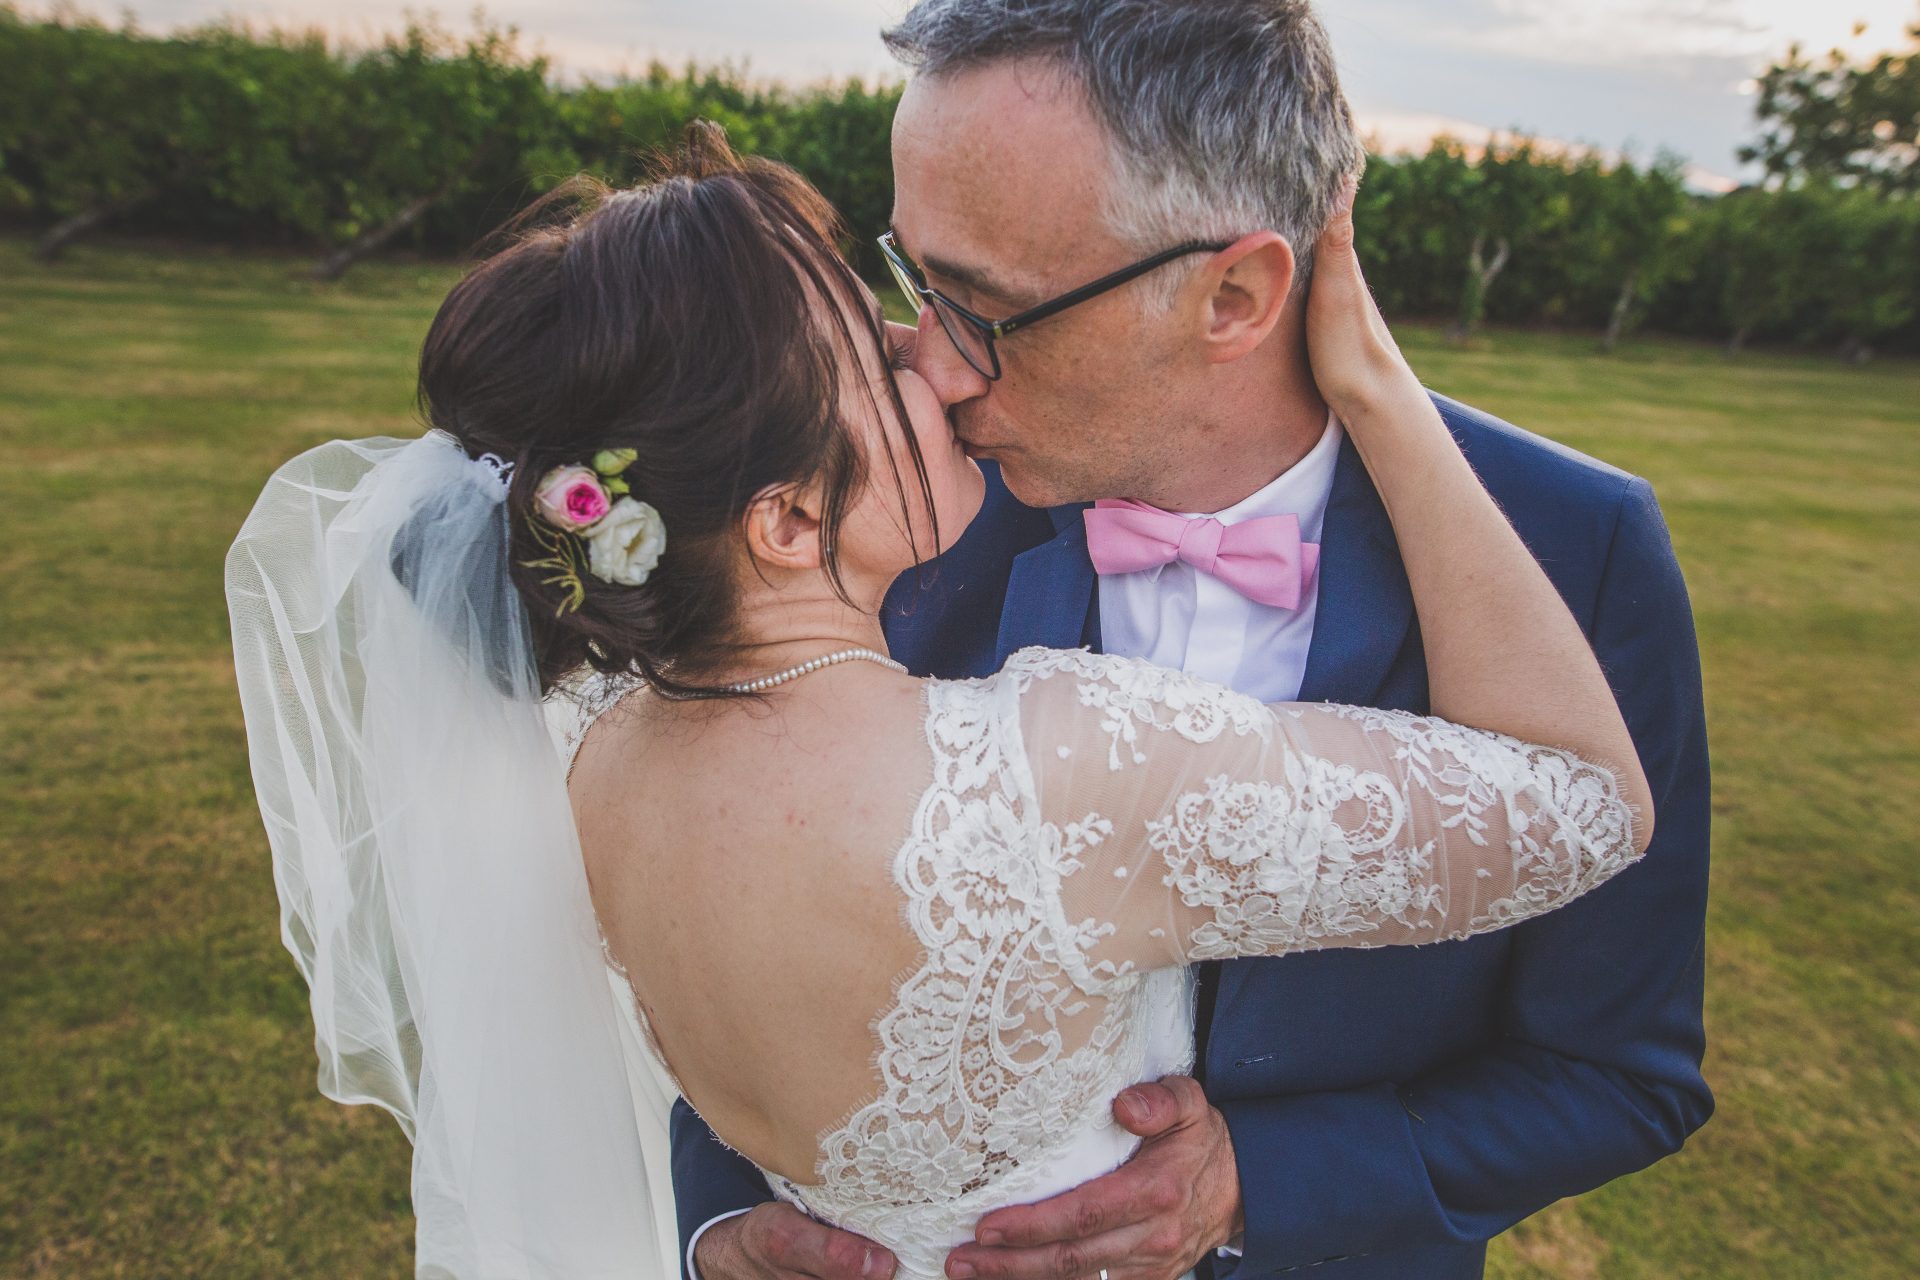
top-left (1304, 176), bottom-right (1426, 421)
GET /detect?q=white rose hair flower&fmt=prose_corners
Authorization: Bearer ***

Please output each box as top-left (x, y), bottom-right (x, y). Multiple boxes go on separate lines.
top-left (585, 497), bottom-right (667, 587)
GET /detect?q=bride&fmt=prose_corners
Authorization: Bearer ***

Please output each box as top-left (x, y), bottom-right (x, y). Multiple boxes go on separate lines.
top-left (227, 128), bottom-right (1652, 1280)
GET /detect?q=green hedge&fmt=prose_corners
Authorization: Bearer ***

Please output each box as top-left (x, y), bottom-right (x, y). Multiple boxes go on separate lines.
top-left (3, 7), bottom-right (1915, 354)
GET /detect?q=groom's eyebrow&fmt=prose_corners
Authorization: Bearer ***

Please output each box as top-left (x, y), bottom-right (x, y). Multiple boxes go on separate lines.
top-left (900, 232), bottom-right (1026, 307)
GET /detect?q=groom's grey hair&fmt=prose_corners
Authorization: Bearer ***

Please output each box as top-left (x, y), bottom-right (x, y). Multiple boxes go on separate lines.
top-left (885, 0), bottom-right (1365, 305)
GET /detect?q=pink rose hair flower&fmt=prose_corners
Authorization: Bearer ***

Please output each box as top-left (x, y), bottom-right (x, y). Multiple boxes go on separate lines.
top-left (534, 465), bottom-right (611, 530)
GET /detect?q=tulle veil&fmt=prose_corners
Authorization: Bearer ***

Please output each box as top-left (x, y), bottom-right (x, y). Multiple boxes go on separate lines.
top-left (226, 431), bottom-right (679, 1277)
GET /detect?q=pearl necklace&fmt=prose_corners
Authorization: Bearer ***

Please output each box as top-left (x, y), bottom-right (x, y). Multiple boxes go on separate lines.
top-left (725, 647), bottom-right (908, 694)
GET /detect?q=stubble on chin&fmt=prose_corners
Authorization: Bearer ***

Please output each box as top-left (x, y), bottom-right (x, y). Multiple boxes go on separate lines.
top-left (994, 455), bottom-right (1125, 511)
top-left (988, 459), bottom-right (1056, 510)
top-left (977, 400), bottom-right (1160, 509)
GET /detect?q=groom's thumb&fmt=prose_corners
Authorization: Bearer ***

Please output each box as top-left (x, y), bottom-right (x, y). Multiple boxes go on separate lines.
top-left (1114, 1077), bottom-right (1204, 1136)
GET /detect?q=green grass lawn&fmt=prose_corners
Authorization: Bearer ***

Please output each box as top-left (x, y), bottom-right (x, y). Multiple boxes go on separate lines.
top-left (2, 238), bottom-right (1916, 1279)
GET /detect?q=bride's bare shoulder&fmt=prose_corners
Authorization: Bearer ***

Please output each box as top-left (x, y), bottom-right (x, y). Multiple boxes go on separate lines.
top-left (570, 669), bottom-right (939, 879)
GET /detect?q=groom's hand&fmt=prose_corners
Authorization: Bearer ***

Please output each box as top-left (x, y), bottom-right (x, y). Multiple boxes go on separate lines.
top-left (946, 1077), bottom-right (1242, 1280)
top-left (698, 1203), bottom-right (897, 1280)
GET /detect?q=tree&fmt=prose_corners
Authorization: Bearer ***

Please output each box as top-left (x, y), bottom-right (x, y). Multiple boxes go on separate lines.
top-left (309, 21), bottom-right (553, 280)
top-left (0, 13), bottom-right (189, 260)
top-left (1580, 155), bottom-right (1688, 351)
top-left (1700, 188), bottom-right (1823, 354)
top-left (0, 13), bottom-right (357, 259)
top-left (0, 6), bottom-right (36, 217)
top-left (1448, 136), bottom-right (1572, 341)
top-left (763, 80), bottom-right (902, 276)
top-left (1802, 184), bottom-right (1920, 361)
top-left (1742, 17), bottom-right (1920, 195)
top-left (1348, 141), bottom-right (1479, 319)
top-left (152, 25), bottom-right (353, 249)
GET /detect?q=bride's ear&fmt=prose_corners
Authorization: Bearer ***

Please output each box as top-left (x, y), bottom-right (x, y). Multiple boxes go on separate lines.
top-left (743, 481), bottom-right (825, 573)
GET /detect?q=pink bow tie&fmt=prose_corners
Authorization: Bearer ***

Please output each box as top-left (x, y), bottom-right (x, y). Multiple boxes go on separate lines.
top-left (1083, 499), bottom-right (1321, 610)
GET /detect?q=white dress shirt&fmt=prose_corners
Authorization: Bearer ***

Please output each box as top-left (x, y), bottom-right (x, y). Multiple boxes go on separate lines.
top-left (1099, 411), bottom-right (1341, 1265)
top-left (686, 415), bottom-right (1344, 1278)
top-left (1098, 414), bottom-right (1343, 703)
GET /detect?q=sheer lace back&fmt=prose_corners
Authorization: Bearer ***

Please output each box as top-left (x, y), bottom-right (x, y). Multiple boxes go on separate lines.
top-left (558, 648), bottom-right (1640, 1280)
top-left (766, 662), bottom-right (1189, 1268)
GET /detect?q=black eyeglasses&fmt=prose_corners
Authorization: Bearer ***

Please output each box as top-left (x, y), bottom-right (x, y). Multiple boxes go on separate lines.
top-left (879, 230), bottom-right (1231, 380)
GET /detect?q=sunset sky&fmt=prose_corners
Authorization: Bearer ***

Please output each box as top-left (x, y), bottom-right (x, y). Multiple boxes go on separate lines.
top-left (78, 0), bottom-right (1920, 185)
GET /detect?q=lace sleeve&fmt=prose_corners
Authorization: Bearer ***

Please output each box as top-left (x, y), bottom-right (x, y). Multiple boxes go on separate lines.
top-left (998, 649), bottom-right (1643, 992)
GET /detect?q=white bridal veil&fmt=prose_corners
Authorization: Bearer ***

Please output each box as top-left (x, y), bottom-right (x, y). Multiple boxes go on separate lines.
top-left (226, 432), bottom-right (679, 1278)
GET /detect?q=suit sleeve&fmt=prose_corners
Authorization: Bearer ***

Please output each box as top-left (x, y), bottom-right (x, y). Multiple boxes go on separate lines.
top-left (671, 1098), bottom-right (775, 1280)
top-left (1220, 477), bottom-right (1714, 1272)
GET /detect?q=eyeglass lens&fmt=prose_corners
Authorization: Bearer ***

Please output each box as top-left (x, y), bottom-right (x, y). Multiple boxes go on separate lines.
top-left (884, 247), bottom-right (998, 380)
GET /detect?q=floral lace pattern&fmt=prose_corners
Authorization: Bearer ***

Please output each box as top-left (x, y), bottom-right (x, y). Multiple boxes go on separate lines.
top-left (1148, 765), bottom-right (1426, 959)
top-left (768, 665), bottom-right (1158, 1274)
top-left (996, 646), bottom-right (1273, 770)
top-left (1315, 705), bottom-right (1638, 931)
top-left (1007, 649), bottom-right (1639, 964)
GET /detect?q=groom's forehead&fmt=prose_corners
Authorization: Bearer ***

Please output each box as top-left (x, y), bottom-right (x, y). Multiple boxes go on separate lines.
top-left (890, 62), bottom-right (1118, 295)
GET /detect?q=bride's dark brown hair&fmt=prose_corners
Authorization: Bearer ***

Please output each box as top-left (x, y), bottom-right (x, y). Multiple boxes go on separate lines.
top-left (416, 122), bottom-right (938, 697)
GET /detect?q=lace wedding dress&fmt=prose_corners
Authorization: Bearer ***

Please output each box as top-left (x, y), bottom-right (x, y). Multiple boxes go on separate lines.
top-left (559, 647), bottom-right (1640, 1280)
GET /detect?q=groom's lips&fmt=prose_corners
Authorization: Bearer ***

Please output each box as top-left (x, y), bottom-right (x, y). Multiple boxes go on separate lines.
top-left (953, 415), bottom-right (1011, 458)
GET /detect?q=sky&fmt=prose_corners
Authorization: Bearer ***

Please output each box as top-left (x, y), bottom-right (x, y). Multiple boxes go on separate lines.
top-left (81, 0), bottom-right (1920, 187)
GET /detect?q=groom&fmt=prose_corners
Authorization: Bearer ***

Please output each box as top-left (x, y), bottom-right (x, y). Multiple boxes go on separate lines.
top-left (674, 3), bottom-right (1713, 1278)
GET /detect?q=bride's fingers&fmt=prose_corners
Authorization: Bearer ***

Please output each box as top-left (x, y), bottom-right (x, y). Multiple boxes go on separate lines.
top-left (1311, 175), bottom-right (1389, 338)
top-left (1321, 174), bottom-right (1360, 261)
top-left (1311, 176), bottom-right (1361, 300)
top-left (1306, 173), bottom-right (1414, 414)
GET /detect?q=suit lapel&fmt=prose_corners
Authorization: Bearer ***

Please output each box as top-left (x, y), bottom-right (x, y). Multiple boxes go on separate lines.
top-left (995, 503), bottom-right (1100, 666)
top-left (1296, 434), bottom-right (1416, 706)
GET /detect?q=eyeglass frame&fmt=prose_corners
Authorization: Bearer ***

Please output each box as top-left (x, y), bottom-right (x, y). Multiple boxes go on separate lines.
top-left (878, 229), bottom-right (1232, 381)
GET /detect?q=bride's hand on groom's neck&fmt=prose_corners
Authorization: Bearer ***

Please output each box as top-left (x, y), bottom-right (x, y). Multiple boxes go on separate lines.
top-left (946, 1076), bottom-right (1241, 1280)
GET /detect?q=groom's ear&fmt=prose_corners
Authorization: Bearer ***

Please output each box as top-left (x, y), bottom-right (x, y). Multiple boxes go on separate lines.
top-left (743, 482), bottom-right (825, 574)
top-left (1194, 230), bottom-right (1296, 365)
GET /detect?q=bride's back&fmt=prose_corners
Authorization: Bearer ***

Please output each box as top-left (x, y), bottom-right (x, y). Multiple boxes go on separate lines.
top-left (570, 668), bottom-right (934, 1184)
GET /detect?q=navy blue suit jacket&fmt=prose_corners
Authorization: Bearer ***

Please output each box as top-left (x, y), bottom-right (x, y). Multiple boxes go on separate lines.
top-left (670, 395), bottom-right (1713, 1279)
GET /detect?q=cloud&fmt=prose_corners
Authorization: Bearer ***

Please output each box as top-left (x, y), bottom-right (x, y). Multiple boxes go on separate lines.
top-left (1316, 0), bottom-right (1774, 179)
top-left (1466, 0), bottom-right (1772, 67)
top-left (48, 0), bottom-right (1920, 181)
top-left (1337, 0), bottom-right (1913, 70)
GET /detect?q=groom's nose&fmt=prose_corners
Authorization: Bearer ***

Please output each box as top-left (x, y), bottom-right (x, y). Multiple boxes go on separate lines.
top-left (911, 306), bottom-right (992, 409)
